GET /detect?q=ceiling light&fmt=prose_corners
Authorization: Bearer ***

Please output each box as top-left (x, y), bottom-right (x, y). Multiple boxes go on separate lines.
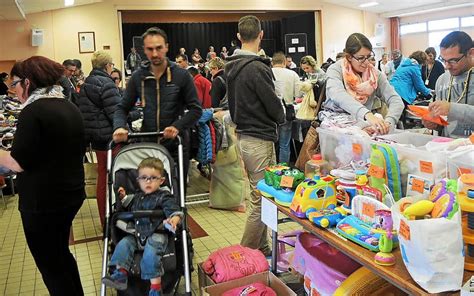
top-left (359, 2), bottom-right (379, 8)
top-left (65, 0), bottom-right (74, 7)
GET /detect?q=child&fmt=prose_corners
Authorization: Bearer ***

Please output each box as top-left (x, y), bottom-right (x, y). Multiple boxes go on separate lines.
top-left (102, 157), bottom-right (182, 296)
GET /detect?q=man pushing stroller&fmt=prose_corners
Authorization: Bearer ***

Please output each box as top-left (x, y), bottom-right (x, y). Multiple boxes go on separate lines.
top-left (102, 157), bottom-right (182, 296)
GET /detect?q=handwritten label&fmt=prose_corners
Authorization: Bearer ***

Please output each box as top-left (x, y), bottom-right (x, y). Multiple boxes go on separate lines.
top-left (459, 168), bottom-right (473, 176)
top-left (399, 220), bottom-right (411, 241)
top-left (352, 143), bottom-right (362, 156)
top-left (280, 176), bottom-right (294, 187)
top-left (411, 178), bottom-right (425, 194)
top-left (368, 165), bottom-right (385, 179)
top-left (362, 202), bottom-right (375, 218)
top-left (420, 161), bottom-right (433, 174)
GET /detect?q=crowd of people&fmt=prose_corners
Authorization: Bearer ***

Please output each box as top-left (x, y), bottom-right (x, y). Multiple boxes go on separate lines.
top-left (0, 12), bottom-right (472, 296)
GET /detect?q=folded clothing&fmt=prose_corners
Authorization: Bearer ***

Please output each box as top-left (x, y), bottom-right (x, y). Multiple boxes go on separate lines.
top-left (222, 282), bottom-right (277, 296)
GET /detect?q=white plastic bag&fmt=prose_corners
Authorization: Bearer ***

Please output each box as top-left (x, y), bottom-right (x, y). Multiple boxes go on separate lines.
top-left (391, 196), bottom-right (464, 293)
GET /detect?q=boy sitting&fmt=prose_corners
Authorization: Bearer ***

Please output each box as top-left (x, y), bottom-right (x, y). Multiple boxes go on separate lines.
top-left (102, 157), bottom-right (182, 296)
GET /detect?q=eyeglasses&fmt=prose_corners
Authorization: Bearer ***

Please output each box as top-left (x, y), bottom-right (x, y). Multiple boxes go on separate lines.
top-left (10, 79), bottom-right (23, 88)
top-left (351, 52), bottom-right (375, 63)
top-left (438, 54), bottom-right (465, 65)
top-left (137, 175), bottom-right (162, 182)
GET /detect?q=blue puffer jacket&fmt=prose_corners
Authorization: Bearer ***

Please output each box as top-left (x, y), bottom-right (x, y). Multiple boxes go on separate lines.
top-left (390, 58), bottom-right (431, 104)
top-left (197, 109), bottom-right (214, 165)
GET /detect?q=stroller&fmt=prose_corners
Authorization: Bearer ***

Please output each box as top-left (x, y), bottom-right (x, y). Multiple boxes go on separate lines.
top-left (100, 132), bottom-right (193, 296)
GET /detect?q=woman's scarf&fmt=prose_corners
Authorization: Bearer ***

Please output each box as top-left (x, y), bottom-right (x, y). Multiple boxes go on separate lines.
top-left (342, 58), bottom-right (378, 104)
top-left (23, 85), bottom-right (64, 107)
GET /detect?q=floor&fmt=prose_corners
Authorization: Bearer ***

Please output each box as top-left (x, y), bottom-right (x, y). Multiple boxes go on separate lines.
top-left (0, 166), bottom-right (300, 296)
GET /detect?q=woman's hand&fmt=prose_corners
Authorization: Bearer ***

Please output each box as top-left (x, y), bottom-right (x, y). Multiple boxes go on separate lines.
top-left (365, 113), bottom-right (390, 135)
top-left (165, 216), bottom-right (181, 231)
top-left (117, 187), bottom-right (127, 200)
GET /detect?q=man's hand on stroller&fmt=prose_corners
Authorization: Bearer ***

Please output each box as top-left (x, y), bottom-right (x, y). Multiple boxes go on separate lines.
top-left (163, 126), bottom-right (179, 139)
top-left (113, 128), bottom-right (129, 143)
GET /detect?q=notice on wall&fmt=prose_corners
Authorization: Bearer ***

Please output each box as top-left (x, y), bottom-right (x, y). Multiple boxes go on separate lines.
top-left (291, 38), bottom-right (299, 44)
top-left (288, 47), bottom-right (296, 53)
top-left (261, 198), bottom-right (278, 232)
top-left (297, 47), bottom-right (305, 53)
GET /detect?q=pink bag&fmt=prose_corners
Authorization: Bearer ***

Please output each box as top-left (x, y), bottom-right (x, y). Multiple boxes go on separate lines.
top-left (291, 232), bottom-right (361, 296)
top-left (222, 283), bottom-right (277, 296)
top-left (202, 245), bottom-right (269, 283)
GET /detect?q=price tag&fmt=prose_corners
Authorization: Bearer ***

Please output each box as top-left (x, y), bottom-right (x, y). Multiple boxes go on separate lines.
top-left (411, 178), bottom-right (425, 194)
top-left (352, 143), bottom-right (362, 156)
top-left (280, 176), bottom-right (294, 187)
top-left (362, 202), bottom-right (375, 218)
top-left (399, 220), bottom-right (411, 241)
top-left (459, 168), bottom-right (473, 175)
top-left (368, 165), bottom-right (385, 179)
top-left (420, 161), bottom-right (433, 174)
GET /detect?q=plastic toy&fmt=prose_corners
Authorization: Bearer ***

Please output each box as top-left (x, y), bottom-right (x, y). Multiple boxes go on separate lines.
top-left (429, 179), bottom-right (457, 202)
top-left (459, 190), bottom-right (474, 271)
top-left (264, 164), bottom-right (289, 189)
top-left (257, 179), bottom-right (295, 207)
top-left (306, 204), bottom-right (345, 228)
top-left (355, 171), bottom-right (383, 202)
top-left (431, 192), bottom-right (457, 219)
top-left (336, 195), bottom-right (398, 252)
top-left (264, 164), bottom-right (304, 191)
top-left (459, 174), bottom-right (474, 196)
top-left (368, 143), bottom-right (402, 201)
top-left (290, 176), bottom-right (337, 218)
top-left (403, 200), bottom-right (435, 218)
top-left (373, 209), bottom-right (395, 266)
top-left (336, 178), bottom-right (357, 212)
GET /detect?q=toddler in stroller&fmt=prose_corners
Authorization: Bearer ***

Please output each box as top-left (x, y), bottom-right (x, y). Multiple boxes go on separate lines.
top-left (102, 157), bottom-right (182, 296)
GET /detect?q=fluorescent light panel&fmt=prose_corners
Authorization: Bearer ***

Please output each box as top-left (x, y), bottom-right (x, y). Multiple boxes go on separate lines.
top-left (359, 2), bottom-right (379, 8)
top-left (65, 0), bottom-right (74, 7)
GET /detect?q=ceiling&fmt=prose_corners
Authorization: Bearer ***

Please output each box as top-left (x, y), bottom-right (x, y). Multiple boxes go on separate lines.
top-left (0, 0), bottom-right (472, 21)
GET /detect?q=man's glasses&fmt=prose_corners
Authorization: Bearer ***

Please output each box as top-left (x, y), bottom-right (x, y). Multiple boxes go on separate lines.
top-left (438, 54), bottom-right (465, 65)
top-left (351, 52), bottom-right (375, 63)
top-left (10, 79), bottom-right (23, 88)
top-left (137, 175), bottom-right (162, 182)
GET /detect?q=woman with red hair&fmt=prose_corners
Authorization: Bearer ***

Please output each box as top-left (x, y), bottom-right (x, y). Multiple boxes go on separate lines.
top-left (0, 56), bottom-right (85, 295)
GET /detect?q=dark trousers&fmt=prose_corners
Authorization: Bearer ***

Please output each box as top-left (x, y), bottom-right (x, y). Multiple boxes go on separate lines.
top-left (21, 201), bottom-right (84, 296)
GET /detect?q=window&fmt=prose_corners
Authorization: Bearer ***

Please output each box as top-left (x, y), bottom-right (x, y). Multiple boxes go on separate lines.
top-left (400, 23), bottom-right (427, 35)
top-left (428, 18), bottom-right (459, 31)
top-left (461, 16), bottom-right (474, 28)
top-left (428, 30), bottom-right (452, 55)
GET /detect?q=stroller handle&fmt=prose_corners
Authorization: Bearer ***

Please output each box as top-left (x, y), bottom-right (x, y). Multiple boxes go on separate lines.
top-left (112, 210), bottom-right (165, 221)
top-left (108, 131), bottom-right (183, 150)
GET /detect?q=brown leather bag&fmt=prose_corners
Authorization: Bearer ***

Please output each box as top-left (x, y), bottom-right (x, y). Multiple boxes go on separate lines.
top-left (295, 80), bottom-right (327, 170)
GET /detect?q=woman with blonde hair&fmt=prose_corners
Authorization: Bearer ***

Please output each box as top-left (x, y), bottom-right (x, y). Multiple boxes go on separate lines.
top-left (76, 50), bottom-right (121, 226)
top-left (300, 55), bottom-right (327, 82)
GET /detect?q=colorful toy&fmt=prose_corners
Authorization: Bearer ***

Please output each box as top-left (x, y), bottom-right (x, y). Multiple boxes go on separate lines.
top-left (355, 170), bottom-right (383, 202)
top-left (264, 164), bottom-right (289, 189)
top-left (429, 179), bottom-right (457, 202)
top-left (403, 200), bottom-right (435, 218)
top-left (306, 204), bottom-right (345, 228)
top-left (458, 174), bottom-right (474, 196)
top-left (336, 195), bottom-right (398, 252)
top-left (368, 143), bottom-right (402, 201)
top-left (431, 192), bottom-right (457, 219)
top-left (373, 209), bottom-right (396, 266)
top-left (257, 179), bottom-right (295, 207)
top-left (290, 176), bottom-right (337, 218)
top-left (459, 190), bottom-right (474, 271)
top-left (263, 164), bottom-right (304, 191)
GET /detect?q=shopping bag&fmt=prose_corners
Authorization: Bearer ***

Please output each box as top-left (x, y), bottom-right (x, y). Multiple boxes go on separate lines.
top-left (391, 196), bottom-right (464, 293)
top-left (84, 150), bottom-right (98, 198)
top-left (295, 122), bottom-right (320, 170)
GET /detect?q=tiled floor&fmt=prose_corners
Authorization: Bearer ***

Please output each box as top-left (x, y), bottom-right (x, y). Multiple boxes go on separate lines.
top-left (0, 184), bottom-right (300, 295)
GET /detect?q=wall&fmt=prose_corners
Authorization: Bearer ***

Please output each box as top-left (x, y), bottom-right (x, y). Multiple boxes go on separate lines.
top-left (0, 2), bottom-right (121, 75)
top-left (400, 6), bottom-right (474, 56)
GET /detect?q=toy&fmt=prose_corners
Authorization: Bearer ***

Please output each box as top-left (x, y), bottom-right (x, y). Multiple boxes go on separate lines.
top-left (459, 190), bottom-right (474, 271)
top-left (355, 170), bottom-right (383, 202)
top-left (290, 176), bottom-right (337, 218)
top-left (336, 195), bottom-right (398, 252)
top-left (431, 192), bottom-right (457, 219)
top-left (263, 164), bottom-right (304, 191)
top-left (264, 164), bottom-right (289, 189)
top-left (429, 179), bottom-right (457, 202)
top-left (403, 200), bottom-right (435, 218)
top-left (372, 209), bottom-right (395, 266)
top-left (459, 174), bottom-right (474, 196)
top-left (257, 179), bottom-right (295, 207)
top-left (306, 204), bottom-right (345, 228)
top-left (368, 143), bottom-right (402, 201)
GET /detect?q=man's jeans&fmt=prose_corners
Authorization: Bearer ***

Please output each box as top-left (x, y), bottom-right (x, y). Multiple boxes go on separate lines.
top-left (237, 134), bottom-right (276, 254)
top-left (278, 121), bottom-right (292, 164)
top-left (109, 233), bottom-right (168, 280)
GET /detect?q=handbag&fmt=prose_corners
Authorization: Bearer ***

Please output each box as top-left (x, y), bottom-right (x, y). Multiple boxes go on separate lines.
top-left (282, 99), bottom-right (296, 122)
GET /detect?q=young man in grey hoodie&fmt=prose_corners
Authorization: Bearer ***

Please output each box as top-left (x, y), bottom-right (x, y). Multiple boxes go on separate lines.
top-left (225, 15), bottom-right (285, 255)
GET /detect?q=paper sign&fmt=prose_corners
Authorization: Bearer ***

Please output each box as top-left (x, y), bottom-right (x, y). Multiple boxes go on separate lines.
top-left (399, 220), bottom-right (411, 241)
top-left (411, 178), bottom-right (425, 194)
top-left (288, 47), bottom-right (296, 53)
top-left (459, 167), bottom-right (473, 175)
top-left (297, 47), bottom-right (305, 53)
top-left (291, 38), bottom-right (299, 44)
top-left (261, 198), bottom-right (278, 232)
top-left (368, 165), bottom-right (384, 179)
top-left (420, 160), bottom-right (433, 174)
top-left (352, 143), bottom-right (362, 156)
top-left (362, 202), bottom-right (375, 218)
top-left (280, 176), bottom-right (294, 187)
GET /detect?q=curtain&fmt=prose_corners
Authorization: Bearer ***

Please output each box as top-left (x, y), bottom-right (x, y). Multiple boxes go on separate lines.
top-left (390, 17), bottom-right (400, 50)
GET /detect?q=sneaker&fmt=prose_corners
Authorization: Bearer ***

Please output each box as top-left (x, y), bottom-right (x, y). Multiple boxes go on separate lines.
top-left (101, 269), bottom-right (128, 290)
top-left (149, 289), bottom-right (162, 296)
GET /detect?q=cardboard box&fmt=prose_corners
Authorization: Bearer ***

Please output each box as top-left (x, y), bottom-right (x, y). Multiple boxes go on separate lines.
top-left (197, 263), bottom-right (215, 296)
top-left (203, 271), bottom-right (297, 296)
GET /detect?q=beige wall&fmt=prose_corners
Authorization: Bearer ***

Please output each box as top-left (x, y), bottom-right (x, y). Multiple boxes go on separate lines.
top-left (400, 5), bottom-right (474, 57)
top-left (0, 0), bottom-right (387, 73)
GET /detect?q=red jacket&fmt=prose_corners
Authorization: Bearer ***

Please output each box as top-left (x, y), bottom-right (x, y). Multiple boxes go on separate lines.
top-left (193, 74), bottom-right (212, 109)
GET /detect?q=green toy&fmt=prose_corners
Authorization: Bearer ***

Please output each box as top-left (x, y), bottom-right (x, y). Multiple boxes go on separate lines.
top-left (368, 144), bottom-right (402, 201)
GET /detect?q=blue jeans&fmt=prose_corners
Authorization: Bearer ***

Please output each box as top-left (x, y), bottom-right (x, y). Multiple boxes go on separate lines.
top-left (109, 233), bottom-right (168, 280)
top-left (278, 121), bottom-right (293, 164)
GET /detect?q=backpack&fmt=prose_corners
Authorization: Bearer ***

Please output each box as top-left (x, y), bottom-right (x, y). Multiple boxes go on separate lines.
top-left (368, 143), bottom-right (402, 201)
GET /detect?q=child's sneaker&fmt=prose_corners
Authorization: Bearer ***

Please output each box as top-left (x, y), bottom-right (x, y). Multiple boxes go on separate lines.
top-left (149, 289), bottom-right (162, 296)
top-left (101, 269), bottom-right (128, 290)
